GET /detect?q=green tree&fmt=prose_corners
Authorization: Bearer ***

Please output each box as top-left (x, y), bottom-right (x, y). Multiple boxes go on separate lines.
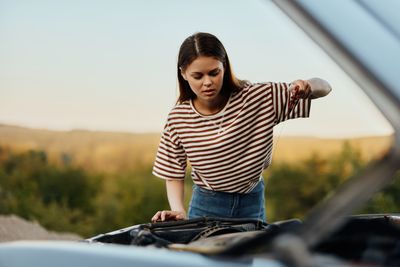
top-left (0, 149), bottom-right (100, 236)
top-left (361, 172), bottom-right (400, 213)
top-left (265, 141), bottom-right (367, 222)
top-left (92, 167), bottom-right (168, 233)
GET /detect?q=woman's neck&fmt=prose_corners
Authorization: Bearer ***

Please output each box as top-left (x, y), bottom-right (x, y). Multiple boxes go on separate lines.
top-left (193, 94), bottom-right (228, 115)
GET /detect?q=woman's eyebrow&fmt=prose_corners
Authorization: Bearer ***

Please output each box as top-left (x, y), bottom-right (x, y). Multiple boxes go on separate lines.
top-left (190, 68), bottom-right (220, 75)
top-left (208, 68), bottom-right (220, 73)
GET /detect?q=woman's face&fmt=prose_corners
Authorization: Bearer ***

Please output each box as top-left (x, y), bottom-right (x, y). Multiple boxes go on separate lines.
top-left (181, 56), bottom-right (225, 103)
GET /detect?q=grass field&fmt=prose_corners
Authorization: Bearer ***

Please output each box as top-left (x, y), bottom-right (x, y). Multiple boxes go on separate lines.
top-left (0, 124), bottom-right (392, 173)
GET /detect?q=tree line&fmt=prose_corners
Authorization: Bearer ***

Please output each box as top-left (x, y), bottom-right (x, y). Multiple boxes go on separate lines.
top-left (0, 142), bottom-right (398, 238)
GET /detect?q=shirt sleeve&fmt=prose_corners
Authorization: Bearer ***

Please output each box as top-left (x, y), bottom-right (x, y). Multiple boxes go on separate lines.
top-left (271, 82), bottom-right (312, 124)
top-left (152, 122), bottom-right (187, 180)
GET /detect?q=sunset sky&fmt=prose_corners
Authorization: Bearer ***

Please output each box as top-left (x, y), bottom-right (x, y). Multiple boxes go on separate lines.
top-left (0, 0), bottom-right (393, 138)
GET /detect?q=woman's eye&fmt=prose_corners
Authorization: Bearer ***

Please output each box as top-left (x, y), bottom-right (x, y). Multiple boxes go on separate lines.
top-left (193, 76), bottom-right (202, 80)
top-left (210, 70), bottom-right (220, 76)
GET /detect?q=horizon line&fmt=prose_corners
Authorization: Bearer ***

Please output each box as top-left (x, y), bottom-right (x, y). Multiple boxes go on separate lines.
top-left (0, 122), bottom-right (394, 140)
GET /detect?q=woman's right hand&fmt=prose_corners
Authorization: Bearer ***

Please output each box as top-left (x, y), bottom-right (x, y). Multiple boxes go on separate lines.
top-left (151, 210), bottom-right (186, 223)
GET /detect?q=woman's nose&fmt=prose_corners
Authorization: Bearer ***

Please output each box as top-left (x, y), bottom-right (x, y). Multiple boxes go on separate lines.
top-left (203, 76), bottom-right (212, 86)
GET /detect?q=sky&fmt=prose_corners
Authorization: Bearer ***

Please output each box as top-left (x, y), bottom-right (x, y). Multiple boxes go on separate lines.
top-left (0, 0), bottom-right (394, 138)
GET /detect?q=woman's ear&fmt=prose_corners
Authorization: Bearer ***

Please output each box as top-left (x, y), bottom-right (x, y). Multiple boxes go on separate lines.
top-left (180, 67), bottom-right (187, 81)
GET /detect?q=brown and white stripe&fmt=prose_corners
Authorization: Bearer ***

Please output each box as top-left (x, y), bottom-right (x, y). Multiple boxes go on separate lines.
top-left (153, 82), bottom-right (311, 193)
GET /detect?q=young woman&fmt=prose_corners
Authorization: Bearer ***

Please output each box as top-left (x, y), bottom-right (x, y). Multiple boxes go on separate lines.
top-left (151, 32), bottom-right (331, 223)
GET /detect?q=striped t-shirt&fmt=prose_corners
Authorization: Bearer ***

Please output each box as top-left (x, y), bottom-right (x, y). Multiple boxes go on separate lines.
top-left (152, 82), bottom-right (311, 193)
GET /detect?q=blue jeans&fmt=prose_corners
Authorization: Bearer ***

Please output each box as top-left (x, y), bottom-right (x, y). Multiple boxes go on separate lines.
top-left (188, 180), bottom-right (266, 222)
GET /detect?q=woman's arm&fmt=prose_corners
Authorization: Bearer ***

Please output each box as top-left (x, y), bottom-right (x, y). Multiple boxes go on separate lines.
top-left (151, 179), bottom-right (187, 222)
top-left (166, 179), bottom-right (186, 213)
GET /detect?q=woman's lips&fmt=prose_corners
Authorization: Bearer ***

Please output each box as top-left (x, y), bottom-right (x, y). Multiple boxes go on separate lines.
top-left (202, 89), bottom-right (216, 96)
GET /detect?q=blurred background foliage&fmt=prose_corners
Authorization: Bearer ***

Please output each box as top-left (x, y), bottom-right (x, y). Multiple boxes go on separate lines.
top-left (0, 140), bottom-right (398, 238)
top-left (265, 141), bottom-right (400, 221)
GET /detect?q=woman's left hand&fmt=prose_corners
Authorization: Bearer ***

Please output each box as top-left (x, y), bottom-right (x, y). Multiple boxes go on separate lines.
top-left (151, 210), bottom-right (186, 223)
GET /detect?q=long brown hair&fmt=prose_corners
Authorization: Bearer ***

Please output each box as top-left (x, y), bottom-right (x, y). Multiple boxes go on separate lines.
top-left (177, 32), bottom-right (245, 103)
